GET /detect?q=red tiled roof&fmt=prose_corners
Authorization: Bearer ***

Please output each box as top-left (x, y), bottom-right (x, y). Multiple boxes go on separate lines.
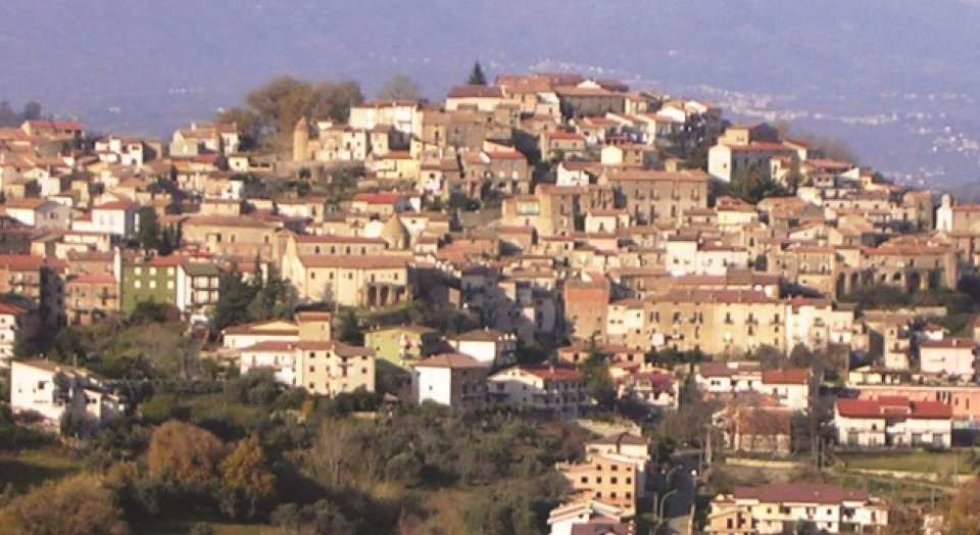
top-left (294, 234), bottom-right (387, 245)
top-left (836, 397), bottom-right (952, 420)
top-left (416, 352), bottom-right (489, 369)
top-left (726, 142), bottom-right (795, 153)
top-left (0, 302), bottom-right (27, 316)
top-left (298, 255), bottom-right (409, 270)
top-left (517, 364), bottom-right (582, 382)
top-left (352, 192), bottom-right (404, 205)
top-left (605, 169), bottom-right (709, 183)
top-left (699, 362), bottom-right (738, 378)
top-left (485, 151), bottom-right (527, 161)
top-left (26, 120), bottom-right (82, 132)
top-left (734, 483), bottom-right (869, 505)
top-left (0, 254), bottom-right (47, 271)
top-left (447, 85), bottom-right (504, 99)
top-left (761, 369), bottom-right (811, 386)
top-left (549, 131), bottom-right (585, 141)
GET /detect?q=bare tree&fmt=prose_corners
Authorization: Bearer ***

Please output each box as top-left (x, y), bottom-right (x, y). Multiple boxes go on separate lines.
top-left (377, 74), bottom-right (423, 102)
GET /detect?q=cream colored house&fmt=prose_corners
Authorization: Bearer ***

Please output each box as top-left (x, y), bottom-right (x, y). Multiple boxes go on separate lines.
top-left (707, 483), bottom-right (889, 535)
top-left (835, 397), bottom-right (952, 449)
top-left (294, 340), bottom-right (375, 397)
top-left (487, 364), bottom-right (589, 416)
top-left (288, 254), bottom-right (410, 307)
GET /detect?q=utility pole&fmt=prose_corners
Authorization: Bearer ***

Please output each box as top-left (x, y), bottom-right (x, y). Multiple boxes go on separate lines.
top-left (705, 426), bottom-right (712, 467)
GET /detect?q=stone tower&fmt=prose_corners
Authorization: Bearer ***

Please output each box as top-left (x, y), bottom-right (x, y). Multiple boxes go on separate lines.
top-left (292, 116), bottom-right (310, 163)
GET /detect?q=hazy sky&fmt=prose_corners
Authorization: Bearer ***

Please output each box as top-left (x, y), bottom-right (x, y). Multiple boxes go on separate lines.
top-left (2, 0), bottom-right (979, 182)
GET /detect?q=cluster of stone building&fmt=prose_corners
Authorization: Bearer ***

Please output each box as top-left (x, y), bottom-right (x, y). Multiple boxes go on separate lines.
top-left (5, 71), bottom-right (980, 533)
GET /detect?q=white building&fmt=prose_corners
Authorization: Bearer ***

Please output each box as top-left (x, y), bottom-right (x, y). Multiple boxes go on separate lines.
top-left (785, 298), bottom-right (855, 350)
top-left (72, 200), bottom-right (139, 239)
top-left (222, 320), bottom-right (300, 351)
top-left (696, 362), bottom-right (812, 411)
top-left (664, 238), bottom-right (749, 277)
top-left (239, 341), bottom-right (298, 386)
top-left (835, 397), bottom-right (952, 449)
top-left (546, 500), bottom-right (629, 535)
top-left (708, 142), bottom-right (796, 183)
top-left (3, 199), bottom-right (71, 230)
top-left (918, 338), bottom-right (975, 379)
top-left (349, 101), bottom-right (421, 138)
top-left (707, 483), bottom-right (889, 535)
top-left (0, 302), bottom-right (34, 367)
top-left (413, 352), bottom-right (489, 409)
top-left (94, 135), bottom-right (146, 166)
top-left (10, 360), bottom-right (124, 430)
top-left (449, 329), bottom-right (517, 367)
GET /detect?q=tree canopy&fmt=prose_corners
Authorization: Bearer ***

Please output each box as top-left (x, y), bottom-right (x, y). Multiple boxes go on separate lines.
top-left (376, 74), bottom-right (423, 102)
top-left (216, 76), bottom-right (364, 148)
top-left (147, 420), bottom-right (225, 486)
top-left (4, 475), bottom-right (128, 535)
top-left (0, 99), bottom-right (43, 127)
top-left (728, 167), bottom-right (790, 204)
top-left (212, 267), bottom-right (297, 332)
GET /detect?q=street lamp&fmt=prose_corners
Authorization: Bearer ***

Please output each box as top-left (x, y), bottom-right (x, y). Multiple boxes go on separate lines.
top-left (654, 488), bottom-right (679, 522)
top-left (652, 488), bottom-right (679, 535)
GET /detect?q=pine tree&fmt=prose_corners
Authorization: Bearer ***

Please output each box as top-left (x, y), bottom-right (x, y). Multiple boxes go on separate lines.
top-left (467, 62), bottom-right (487, 86)
top-left (137, 207), bottom-right (161, 251)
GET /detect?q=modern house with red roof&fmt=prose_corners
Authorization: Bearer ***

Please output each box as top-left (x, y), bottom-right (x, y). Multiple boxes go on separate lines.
top-left (488, 364), bottom-right (589, 416)
top-left (707, 483), bottom-right (889, 534)
top-left (834, 396), bottom-right (953, 449)
top-left (697, 362), bottom-right (813, 411)
top-left (445, 85), bottom-right (506, 112)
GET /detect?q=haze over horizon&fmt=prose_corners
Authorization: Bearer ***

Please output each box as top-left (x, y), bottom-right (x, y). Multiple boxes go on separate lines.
top-left (3, 0), bottom-right (980, 185)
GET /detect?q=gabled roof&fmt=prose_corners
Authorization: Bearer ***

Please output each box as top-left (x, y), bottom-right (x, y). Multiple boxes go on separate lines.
top-left (415, 352), bottom-right (489, 369)
top-left (733, 483), bottom-right (869, 505)
top-left (836, 397), bottom-right (952, 420)
top-left (501, 364), bottom-right (582, 382)
top-left (298, 255), bottom-right (409, 270)
top-left (761, 369), bottom-right (811, 386)
top-left (447, 85), bottom-right (504, 99)
top-left (222, 320), bottom-right (299, 336)
top-left (455, 328), bottom-right (510, 342)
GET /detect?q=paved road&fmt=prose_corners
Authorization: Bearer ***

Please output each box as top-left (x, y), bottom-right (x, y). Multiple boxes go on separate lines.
top-left (652, 452), bottom-right (699, 535)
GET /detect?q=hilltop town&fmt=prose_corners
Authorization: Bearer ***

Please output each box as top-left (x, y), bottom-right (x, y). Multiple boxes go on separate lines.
top-left (0, 66), bottom-right (978, 534)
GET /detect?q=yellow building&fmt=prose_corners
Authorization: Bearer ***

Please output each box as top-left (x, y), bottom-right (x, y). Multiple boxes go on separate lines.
top-left (182, 215), bottom-right (282, 262)
top-left (294, 340), bottom-right (375, 397)
top-left (289, 254), bottom-right (410, 307)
